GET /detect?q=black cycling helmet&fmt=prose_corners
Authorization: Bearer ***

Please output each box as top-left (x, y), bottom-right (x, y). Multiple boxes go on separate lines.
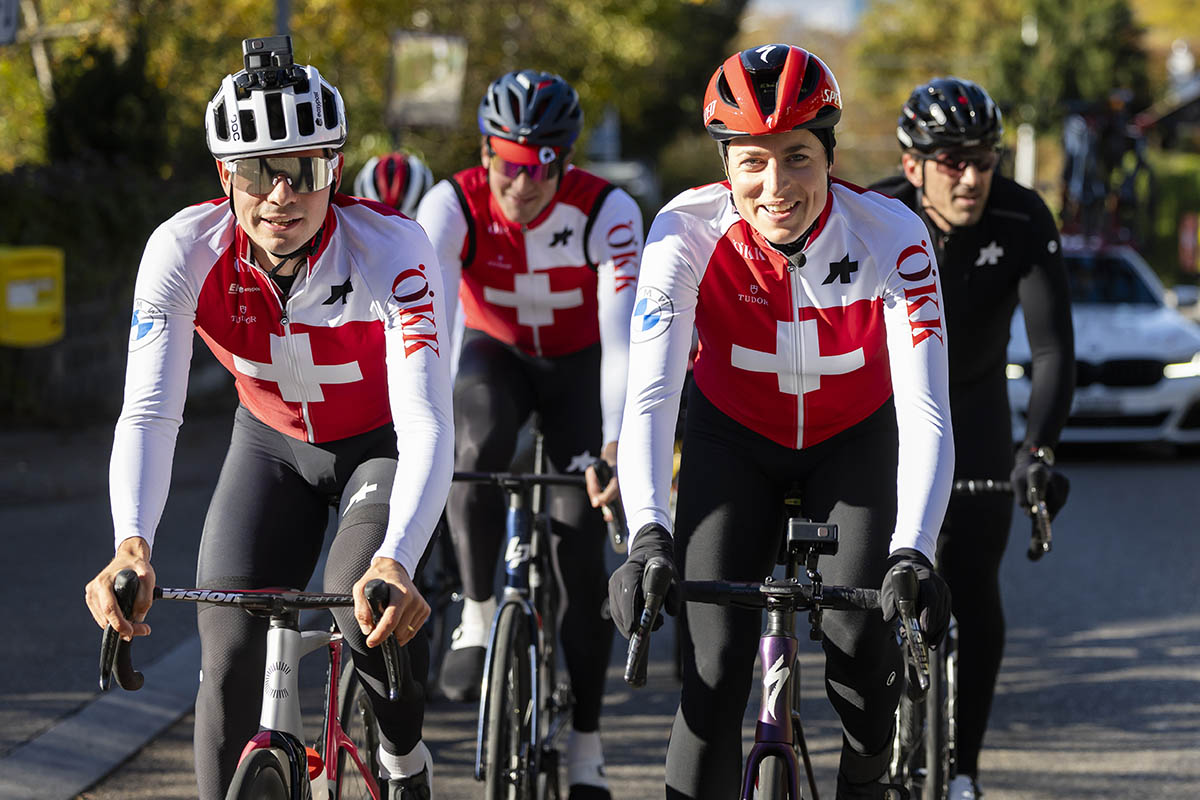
top-left (477, 69), bottom-right (583, 149)
top-left (897, 77), bottom-right (1003, 153)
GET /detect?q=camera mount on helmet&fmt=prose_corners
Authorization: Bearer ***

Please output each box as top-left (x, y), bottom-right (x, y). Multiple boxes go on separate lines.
top-left (234, 36), bottom-right (308, 96)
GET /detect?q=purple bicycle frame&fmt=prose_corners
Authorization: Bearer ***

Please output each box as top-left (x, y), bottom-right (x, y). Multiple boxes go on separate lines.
top-left (741, 631), bottom-right (801, 799)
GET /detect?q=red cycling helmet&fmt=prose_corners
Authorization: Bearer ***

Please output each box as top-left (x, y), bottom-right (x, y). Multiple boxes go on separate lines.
top-left (703, 44), bottom-right (842, 140)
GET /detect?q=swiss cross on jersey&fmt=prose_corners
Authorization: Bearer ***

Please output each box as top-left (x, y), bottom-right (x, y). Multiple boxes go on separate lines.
top-left (692, 216), bottom-right (891, 449)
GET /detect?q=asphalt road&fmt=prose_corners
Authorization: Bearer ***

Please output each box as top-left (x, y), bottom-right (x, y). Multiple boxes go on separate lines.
top-left (1, 412), bottom-right (1198, 799)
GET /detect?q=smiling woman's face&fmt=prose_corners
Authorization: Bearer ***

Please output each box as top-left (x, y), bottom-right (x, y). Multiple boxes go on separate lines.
top-left (726, 128), bottom-right (830, 245)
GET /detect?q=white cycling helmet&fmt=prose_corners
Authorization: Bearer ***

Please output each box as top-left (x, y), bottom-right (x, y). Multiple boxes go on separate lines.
top-left (206, 37), bottom-right (348, 160)
top-left (353, 153), bottom-right (435, 217)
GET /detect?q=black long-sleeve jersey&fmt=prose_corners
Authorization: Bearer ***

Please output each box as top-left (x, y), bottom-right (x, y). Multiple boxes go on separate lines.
top-left (869, 174), bottom-right (1075, 449)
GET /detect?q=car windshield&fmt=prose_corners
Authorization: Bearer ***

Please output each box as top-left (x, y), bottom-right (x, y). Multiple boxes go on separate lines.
top-left (1064, 253), bottom-right (1160, 306)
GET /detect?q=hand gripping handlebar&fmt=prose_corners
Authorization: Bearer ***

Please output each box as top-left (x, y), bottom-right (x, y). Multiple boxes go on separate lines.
top-left (623, 557), bottom-right (674, 688)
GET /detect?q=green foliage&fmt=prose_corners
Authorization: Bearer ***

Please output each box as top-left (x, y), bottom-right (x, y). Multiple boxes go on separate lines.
top-left (1145, 149), bottom-right (1200, 281)
top-left (857, 0), bottom-right (1151, 132)
top-left (46, 36), bottom-right (168, 166)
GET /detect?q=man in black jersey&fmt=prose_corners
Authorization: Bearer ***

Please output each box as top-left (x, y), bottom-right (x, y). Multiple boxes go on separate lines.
top-left (870, 78), bottom-right (1075, 800)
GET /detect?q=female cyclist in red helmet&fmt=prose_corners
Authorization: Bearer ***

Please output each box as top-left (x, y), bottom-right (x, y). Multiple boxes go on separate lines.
top-left (610, 44), bottom-right (955, 799)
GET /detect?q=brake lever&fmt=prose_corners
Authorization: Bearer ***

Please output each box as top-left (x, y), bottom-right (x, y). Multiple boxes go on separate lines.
top-left (1026, 480), bottom-right (1052, 561)
top-left (591, 459), bottom-right (628, 554)
top-left (364, 579), bottom-right (405, 702)
top-left (99, 568), bottom-right (145, 692)
top-left (891, 563), bottom-right (930, 693)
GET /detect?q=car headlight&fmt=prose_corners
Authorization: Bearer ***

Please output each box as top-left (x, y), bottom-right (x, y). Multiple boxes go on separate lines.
top-left (1006, 363), bottom-right (1026, 380)
top-left (1164, 352), bottom-right (1200, 379)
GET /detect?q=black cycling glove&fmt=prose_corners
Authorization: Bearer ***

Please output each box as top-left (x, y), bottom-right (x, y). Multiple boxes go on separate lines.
top-left (607, 522), bottom-right (680, 639)
top-left (1011, 447), bottom-right (1070, 520)
top-left (879, 548), bottom-right (951, 648)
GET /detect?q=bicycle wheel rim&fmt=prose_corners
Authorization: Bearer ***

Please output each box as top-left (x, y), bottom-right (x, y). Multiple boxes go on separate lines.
top-left (337, 666), bottom-right (382, 800)
top-left (484, 603), bottom-right (534, 800)
top-left (226, 748), bottom-right (290, 800)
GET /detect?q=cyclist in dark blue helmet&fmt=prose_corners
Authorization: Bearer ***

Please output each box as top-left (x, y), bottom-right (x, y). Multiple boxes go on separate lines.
top-left (417, 68), bottom-right (643, 800)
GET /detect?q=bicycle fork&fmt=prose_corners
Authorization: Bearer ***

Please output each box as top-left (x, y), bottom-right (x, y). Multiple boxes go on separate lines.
top-left (742, 608), bottom-right (802, 800)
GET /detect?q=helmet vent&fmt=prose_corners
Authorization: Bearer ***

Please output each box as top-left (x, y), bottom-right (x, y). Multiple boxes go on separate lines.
top-left (297, 102), bottom-right (315, 136)
top-left (716, 72), bottom-right (737, 106)
top-left (213, 103), bottom-right (230, 141)
top-left (322, 87), bottom-right (338, 129)
top-left (265, 92), bottom-right (287, 140)
top-left (752, 77), bottom-right (778, 117)
top-left (798, 57), bottom-right (820, 100)
top-left (239, 109), bottom-right (258, 142)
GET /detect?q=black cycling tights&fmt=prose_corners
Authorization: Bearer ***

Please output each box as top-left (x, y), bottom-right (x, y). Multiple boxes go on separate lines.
top-left (193, 406), bottom-right (430, 800)
top-left (938, 376), bottom-right (1016, 779)
top-left (666, 387), bottom-right (903, 800)
top-left (446, 330), bottom-right (613, 732)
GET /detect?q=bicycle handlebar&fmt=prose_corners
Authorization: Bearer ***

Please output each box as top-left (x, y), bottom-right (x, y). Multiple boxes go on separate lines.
top-left (453, 462), bottom-right (630, 554)
top-left (952, 477), bottom-right (1053, 561)
top-left (99, 570), bottom-right (406, 700)
top-left (98, 569), bottom-right (143, 691)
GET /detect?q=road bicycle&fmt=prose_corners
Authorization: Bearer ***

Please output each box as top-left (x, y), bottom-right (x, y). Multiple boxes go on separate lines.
top-left (624, 519), bottom-right (928, 800)
top-left (455, 438), bottom-right (624, 800)
top-left (99, 569), bottom-right (407, 800)
top-left (887, 478), bottom-right (1055, 800)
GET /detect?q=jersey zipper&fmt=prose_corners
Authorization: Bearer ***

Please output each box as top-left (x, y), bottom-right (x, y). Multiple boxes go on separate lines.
top-left (521, 223), bottom-right (545, 358)
top-left (255, 257), bottom-right (314, 442)
top-left (787, 260), bottom-right (806, 448)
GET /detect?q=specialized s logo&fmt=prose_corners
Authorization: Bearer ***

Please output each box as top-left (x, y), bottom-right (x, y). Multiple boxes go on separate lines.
top-left (389, 265), bottom-right (440, 358)
top-left (128, 299), bottom-right (166, 352)
top-left (763, 654), bottom-right (790, 721)
top-left (895, 241), bottom-right (944, 347)
top-left (631, 286), bottom-right (673, 343)
top-left (607, 221), bottom-right (640, 294)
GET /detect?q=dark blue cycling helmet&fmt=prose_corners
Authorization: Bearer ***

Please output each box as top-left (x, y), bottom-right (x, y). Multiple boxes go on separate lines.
top-left (897, 77), bottom-right (1003, 153)
top-left (478, 69), bottom-right (583, 149)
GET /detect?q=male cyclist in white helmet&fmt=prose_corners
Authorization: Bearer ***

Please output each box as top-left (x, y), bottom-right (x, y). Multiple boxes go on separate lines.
top-left (83, 36), bottom-right (451, 800)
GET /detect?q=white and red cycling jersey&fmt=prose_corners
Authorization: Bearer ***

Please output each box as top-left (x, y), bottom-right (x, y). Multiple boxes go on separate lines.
top-left (416, 165), bottom-right (642, 443)
top-left (618, 179), bottom-right (954, 560)
top-left (110, 194), bottom-right (453, 575)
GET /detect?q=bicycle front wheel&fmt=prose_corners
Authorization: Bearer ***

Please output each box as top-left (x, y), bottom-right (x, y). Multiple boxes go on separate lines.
top-left (920, 635), bottom-right (955, 800)
top-left (225, 748), bottom-right (290, 800)
top-left (484, 603), bottom-right (534, 800)
top-left (337, 666), bottom-right (383, 799)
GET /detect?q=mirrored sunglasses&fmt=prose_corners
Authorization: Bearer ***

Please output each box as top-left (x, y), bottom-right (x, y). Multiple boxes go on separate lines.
top-left (926, 149), bottom-right (1001, 176)
top-left (488, 151), bottom-right (560, 182)
top-left (228, 155), bottom-right (338, 195)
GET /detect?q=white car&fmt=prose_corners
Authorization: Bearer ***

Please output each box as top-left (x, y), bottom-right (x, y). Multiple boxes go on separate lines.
top-left (1008, 243), bottom-right (1200, 444)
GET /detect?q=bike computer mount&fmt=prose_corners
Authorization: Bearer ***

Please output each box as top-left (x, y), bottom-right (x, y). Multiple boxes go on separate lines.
top-left (236, 35), bottom-right (307, 93)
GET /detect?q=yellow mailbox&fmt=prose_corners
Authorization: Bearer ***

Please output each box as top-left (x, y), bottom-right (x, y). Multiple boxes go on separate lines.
top-left (0, 246), bottom-right (65, 347)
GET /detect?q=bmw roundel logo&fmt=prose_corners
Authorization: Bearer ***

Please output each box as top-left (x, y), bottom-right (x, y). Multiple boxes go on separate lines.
top-left (631, 286), bottom-right (674, 343)
top-left (128, 299), bottom-right (166, 352)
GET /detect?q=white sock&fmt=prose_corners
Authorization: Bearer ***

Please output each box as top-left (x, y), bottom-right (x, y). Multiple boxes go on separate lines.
top-left (566, 729), bottom-right (608, 789)
top-left (450, 596), bottom-right (496, 650)
top-left (378, 739), bottom-right (432, 779)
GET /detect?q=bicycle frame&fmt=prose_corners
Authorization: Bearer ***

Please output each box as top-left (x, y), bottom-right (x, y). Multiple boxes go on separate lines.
top-left (742, 606), bottom-right (803, 800)
top-left (99, 577), bottom-right (401, 800)
top-left (474, 481), bottom-right (554, 783)
top-left (234, 609), bottom-right (379, 800)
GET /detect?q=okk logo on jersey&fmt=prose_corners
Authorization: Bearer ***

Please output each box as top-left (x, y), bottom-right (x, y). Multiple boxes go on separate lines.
top-left (631, 286), bottom-right (673, 343)
top-left (128, 299), bottom-right (166, 352)
top-left (389, 265), bottom-right (440, 358)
